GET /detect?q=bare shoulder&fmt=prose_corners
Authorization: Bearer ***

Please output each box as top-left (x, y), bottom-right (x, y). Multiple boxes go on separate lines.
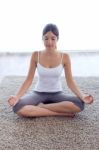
top-left (62, 52), bottom-right (71, 65)
top-left (31, 51), bottom-right (39, 63)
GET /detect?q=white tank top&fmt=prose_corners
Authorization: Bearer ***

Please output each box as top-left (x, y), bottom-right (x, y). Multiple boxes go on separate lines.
top-left (34, 51), bottom-right (64, 92)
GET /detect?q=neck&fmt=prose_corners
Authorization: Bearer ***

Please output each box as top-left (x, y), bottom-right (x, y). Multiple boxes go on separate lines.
top-left (44, 48), bottom-right (58, 55)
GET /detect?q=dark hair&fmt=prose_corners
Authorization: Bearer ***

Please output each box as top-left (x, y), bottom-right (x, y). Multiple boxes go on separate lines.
top-left (42, 23), bottom-right (59, 39)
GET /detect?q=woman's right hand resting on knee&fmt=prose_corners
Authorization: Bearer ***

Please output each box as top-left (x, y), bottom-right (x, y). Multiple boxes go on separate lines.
top-left (8, 95), bottom-right (19, 106)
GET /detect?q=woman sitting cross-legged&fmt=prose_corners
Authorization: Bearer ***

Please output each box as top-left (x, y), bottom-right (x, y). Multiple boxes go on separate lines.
top-left (8, 23), bottom-right (93, 117)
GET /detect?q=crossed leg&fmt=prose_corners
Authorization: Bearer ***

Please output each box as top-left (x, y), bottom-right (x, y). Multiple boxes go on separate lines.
top-left (16, 104), bottom-right (76, 117)
top-left (15, 101), bottom-right (82, 117)
top-left (9, 92), bottom-right (84, 117)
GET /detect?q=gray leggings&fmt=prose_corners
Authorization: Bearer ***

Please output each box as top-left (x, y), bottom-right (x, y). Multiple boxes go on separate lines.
top-left (13, 91), bottom-right (85, 113)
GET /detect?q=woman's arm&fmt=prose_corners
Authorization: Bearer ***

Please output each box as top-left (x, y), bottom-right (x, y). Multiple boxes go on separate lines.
top-left (8, 52), bottom-right (38, 106)
top-left (63, 53), bottom-right (93, 103)
top-left (15, 51), bottom-right (37, 99)
top-left (8, 51), bottom-right (38, 106)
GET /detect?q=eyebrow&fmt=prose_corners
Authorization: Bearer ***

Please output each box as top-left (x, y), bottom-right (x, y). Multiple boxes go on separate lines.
top-left (44, 36), bottom-right (56, 38)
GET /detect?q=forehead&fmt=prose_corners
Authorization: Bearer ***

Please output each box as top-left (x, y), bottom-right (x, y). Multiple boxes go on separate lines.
top-left (43, 31), bottom-right (57, 38)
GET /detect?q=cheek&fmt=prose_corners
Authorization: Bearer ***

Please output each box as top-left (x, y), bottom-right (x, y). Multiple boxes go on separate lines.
top-left (43, 41), bottom-right (47, 45)
top-left (53, 41), bottom-right (57, 45)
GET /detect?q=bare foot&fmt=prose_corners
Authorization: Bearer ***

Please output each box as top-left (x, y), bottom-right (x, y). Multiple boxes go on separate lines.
top-left (64, 113), bottom-right (75, 117)
top-left (38, 103), bottom-right (75, 117)
top-left (83, 95), bottom-right (93, 104)
top-left (38, 103), bottom-right (44, 107)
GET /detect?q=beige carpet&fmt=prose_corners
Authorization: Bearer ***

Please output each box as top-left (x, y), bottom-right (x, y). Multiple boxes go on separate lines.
top-left (0, 76), bottom-right (99, 150)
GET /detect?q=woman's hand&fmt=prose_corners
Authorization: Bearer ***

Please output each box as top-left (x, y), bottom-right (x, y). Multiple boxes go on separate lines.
top-left (82, 94), bottom-right (94, 104)
top-left (8, 95), bottom-right (19, 106)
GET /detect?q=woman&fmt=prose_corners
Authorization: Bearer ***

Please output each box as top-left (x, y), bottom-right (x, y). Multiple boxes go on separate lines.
top-left (8, 23), bottom-right (93, 117)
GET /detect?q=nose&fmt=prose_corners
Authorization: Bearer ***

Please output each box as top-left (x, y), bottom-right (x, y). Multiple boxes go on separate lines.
top-left (48, 39), bottom-right (52, 45)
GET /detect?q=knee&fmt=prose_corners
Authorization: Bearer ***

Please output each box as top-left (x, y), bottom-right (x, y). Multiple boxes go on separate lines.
top-left (13, 99), bottom-right (27, 114)
top-left (74, 100), bottom-right (85, 112)
top-left (74, 103), bottom-right (85, 112)
top-left (14, 105), bottom-right (30, 117)
top-left (63, 101), bottom-right (84, 113)
top-left (80, 103), bottom-right (85, 112)
top-left (76, 107), bottom-right (82, 112)
top-left (16, 108), bottom-right (25, 116)
top-left (14, 105), bottom-right (36, 117)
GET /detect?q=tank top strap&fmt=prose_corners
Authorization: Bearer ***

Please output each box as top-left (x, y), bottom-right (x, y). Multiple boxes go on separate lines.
top-left (38, 51), bottom-right (40, 63)
top-left (61, 53), bottom-right (64, 64)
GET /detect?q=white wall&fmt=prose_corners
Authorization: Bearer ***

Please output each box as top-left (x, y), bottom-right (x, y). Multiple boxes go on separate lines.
top-left (0, 0), bottom-right (99, 52)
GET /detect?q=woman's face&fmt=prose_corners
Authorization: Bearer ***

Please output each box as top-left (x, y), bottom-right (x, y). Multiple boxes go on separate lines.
top-left (43, 31), bottom-right (58, 50)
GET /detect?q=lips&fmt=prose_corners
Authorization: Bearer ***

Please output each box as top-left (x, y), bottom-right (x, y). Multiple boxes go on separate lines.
top-left (46, 45), bottom-right (53, 48)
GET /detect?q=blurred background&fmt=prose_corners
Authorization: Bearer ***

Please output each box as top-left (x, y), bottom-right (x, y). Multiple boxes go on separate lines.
top-left (0, 0), bottom-right (99, 81)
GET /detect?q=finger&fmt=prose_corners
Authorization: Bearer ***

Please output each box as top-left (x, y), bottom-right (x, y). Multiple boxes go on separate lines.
top-left (89, 95), bottom-right (94, 103)
top-left (89, 95), bottom-right (93, 100)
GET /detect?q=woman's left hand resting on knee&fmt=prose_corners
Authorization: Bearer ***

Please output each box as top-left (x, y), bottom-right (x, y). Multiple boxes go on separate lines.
top-left (64, 54), bottom-right (94, 105)
top-left (81, 94), bottom-right (93, 104)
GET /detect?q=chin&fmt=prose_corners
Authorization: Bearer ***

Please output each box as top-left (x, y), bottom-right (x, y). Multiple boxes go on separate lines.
top-left (46, 47), bottom-right (55, 51)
